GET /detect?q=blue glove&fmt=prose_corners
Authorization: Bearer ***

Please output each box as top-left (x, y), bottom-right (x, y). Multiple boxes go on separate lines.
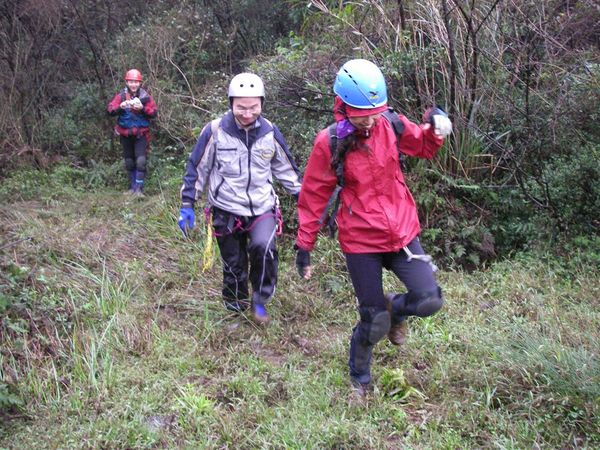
top-left (178, 207), bottom-right (195, 236)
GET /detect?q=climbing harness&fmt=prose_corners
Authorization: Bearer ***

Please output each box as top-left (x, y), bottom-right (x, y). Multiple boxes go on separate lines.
top-left (403, 245), bottom-right (438, 272)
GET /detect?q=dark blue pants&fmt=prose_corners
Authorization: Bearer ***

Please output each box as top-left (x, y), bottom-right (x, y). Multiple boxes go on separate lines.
top-left (121, 135), bottom-right (148, 187)
top-left (345, 238), bottom-right (442, 385)
top-left (213, 208), bottom-right (279, 307)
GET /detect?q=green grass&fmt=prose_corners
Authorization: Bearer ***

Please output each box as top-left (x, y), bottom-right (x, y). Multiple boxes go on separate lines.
top-left (0, 178), bottom-right (599, 449)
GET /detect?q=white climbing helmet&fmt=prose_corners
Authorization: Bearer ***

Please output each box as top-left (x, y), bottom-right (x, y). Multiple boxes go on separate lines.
top-left (227, 73), bottom-right (265, 99)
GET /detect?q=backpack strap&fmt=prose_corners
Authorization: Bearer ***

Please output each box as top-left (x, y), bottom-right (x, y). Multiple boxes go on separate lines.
top-left (202, 118), bottom-right (222, 213)
top-left (208, 118), bottom-right (221, 172)
top-left (120, 89), bottom-right (131, 102)
top-left (318, 123), bottom-right (342, 236)
top-left (382, 108), bottom-right (407, 171)
top-left (382, 108), bottom-right (405, 136)
top-left (321, 111), bottom-right (405, 238)
top-left (329, 109), bottom-right (405, 188)
top-left (210, 117), bottom-right (221, 137)
top-left (327, 123), bottom-right (344, 187)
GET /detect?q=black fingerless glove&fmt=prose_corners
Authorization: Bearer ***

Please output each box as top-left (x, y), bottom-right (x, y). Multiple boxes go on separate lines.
top-left (294, 246), bottom-right (310, 277)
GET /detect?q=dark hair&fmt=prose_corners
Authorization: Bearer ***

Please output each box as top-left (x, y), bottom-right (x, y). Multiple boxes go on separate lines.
top-left (331, 134), bottom-right (369, 183)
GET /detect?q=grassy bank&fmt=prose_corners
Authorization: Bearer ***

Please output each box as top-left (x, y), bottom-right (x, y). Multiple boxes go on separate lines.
top-left (1, 183), bottom-right (599, 449)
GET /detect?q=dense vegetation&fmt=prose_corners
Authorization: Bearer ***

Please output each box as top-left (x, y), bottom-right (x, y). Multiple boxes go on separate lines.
top-left (1, 0), bottom-right (599, 448)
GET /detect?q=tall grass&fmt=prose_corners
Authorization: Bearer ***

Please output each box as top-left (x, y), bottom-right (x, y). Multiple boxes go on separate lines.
top-left (65, 259), bottom-right (136, 318)
top-left (1, 177), bottom-right (599, 448)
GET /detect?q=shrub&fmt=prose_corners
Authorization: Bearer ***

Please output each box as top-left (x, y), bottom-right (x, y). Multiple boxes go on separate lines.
top-left (530, 142), bottom-right (600, 235)
top-left (40, 84), bottom-right (112, 163)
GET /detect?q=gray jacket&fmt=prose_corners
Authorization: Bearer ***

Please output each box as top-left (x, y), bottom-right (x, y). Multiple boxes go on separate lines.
top-left (181, 111), bottom-right (302, 216)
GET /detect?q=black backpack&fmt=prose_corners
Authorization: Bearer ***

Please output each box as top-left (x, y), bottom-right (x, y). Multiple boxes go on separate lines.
top-left (319, 108), bottom-right (406, 237)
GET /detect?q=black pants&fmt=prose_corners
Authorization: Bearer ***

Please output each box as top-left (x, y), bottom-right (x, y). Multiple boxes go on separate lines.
top-left (212, 207), bottom-right (279, 306)
top-left (121, 135), bottom-right (148, 183)
top-left (345, 238), bottom-right (441, 385)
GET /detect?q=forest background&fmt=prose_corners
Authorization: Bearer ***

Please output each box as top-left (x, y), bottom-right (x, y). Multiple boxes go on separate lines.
top-left (1, 0), bottom-right (599, 448)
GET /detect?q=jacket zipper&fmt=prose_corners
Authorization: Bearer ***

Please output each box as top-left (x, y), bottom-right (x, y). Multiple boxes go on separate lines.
top-left (245, 128), bottom-right (254, 215)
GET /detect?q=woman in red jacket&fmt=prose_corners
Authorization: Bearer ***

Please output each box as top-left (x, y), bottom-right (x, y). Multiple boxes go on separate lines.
top-left (107, 69), bottom-right (158, 195)
top-left (295, 59), bottom-right (453, 398)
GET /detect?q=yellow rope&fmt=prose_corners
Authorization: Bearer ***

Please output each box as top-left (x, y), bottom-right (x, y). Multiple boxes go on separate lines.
top-left (202, 214), bottom-right (214, 271)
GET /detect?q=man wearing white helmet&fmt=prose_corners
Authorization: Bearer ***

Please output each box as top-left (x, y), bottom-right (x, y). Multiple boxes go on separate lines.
top-left (178, 73), bottom-right (302, 324)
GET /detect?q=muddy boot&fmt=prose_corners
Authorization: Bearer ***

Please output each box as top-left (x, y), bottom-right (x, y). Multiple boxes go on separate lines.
top-left (385, 293), bottom-right (409, 345)
top-left (388, 319), bottom-right (408, 345)
top-left (251, 303), bottom-right (270, 325)
top-left (132, 179), bottom-right (145, 197)
top-left (348, 379), bottom-right (370, 407)
top-left (124, 170), bottom-right (136, 195)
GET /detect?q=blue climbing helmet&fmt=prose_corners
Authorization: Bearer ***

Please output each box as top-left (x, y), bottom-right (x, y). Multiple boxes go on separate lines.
top-left (333, 59), bottom-right (388, 108)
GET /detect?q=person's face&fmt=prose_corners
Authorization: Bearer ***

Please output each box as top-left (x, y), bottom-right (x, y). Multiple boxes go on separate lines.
top-left (232, 97), bottom-right (262, 127)
top-left (348, 113), bottom-right (381, 132)
top-left (126, 80), bottom-right (141, 92)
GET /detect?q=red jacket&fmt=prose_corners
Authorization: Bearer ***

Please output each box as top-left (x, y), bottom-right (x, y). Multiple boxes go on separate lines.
top-left (296, 114), bottom-right (444, 253)
top-left (107, 88), bottom-right (158, 137)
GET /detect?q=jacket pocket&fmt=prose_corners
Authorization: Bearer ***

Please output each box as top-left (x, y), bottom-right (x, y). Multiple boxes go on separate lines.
top-left (216, 147), bottom-right (241, 177)
top-left (250, 145), bottom-right (273, 179)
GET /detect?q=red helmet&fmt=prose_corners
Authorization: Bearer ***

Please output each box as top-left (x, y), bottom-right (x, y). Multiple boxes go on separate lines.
top-left (124, 69), bottom-right (143, 82)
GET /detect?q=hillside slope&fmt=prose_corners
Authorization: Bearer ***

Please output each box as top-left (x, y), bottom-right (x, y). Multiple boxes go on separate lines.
top-left (1, 188), bottom-right (598, 449)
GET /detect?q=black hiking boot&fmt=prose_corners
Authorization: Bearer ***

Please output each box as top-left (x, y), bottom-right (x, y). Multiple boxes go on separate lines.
top-left (385, 293), bottom-right (408, 345)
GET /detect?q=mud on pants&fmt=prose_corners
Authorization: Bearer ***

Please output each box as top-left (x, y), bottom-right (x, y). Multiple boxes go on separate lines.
top-left (212, 207), bottom-right (279, 310)
top-left (344, 238), bottom-right (443, 384)
top-left (349, 307), bottom-right (391, 385)
top-left (388, 287), bottom-right (444, 320)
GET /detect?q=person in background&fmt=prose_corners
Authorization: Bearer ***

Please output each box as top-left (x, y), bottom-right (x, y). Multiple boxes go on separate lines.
top-left (178, 73), bottom-right (302, 324)
top-left (294, 59), bottom-right (453, 398)
top-left (107, 69), bottom-right (158, 196)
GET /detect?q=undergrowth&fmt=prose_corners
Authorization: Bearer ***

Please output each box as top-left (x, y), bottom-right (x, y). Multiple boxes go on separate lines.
top-left (0, 169), bottom-right (598, 449)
